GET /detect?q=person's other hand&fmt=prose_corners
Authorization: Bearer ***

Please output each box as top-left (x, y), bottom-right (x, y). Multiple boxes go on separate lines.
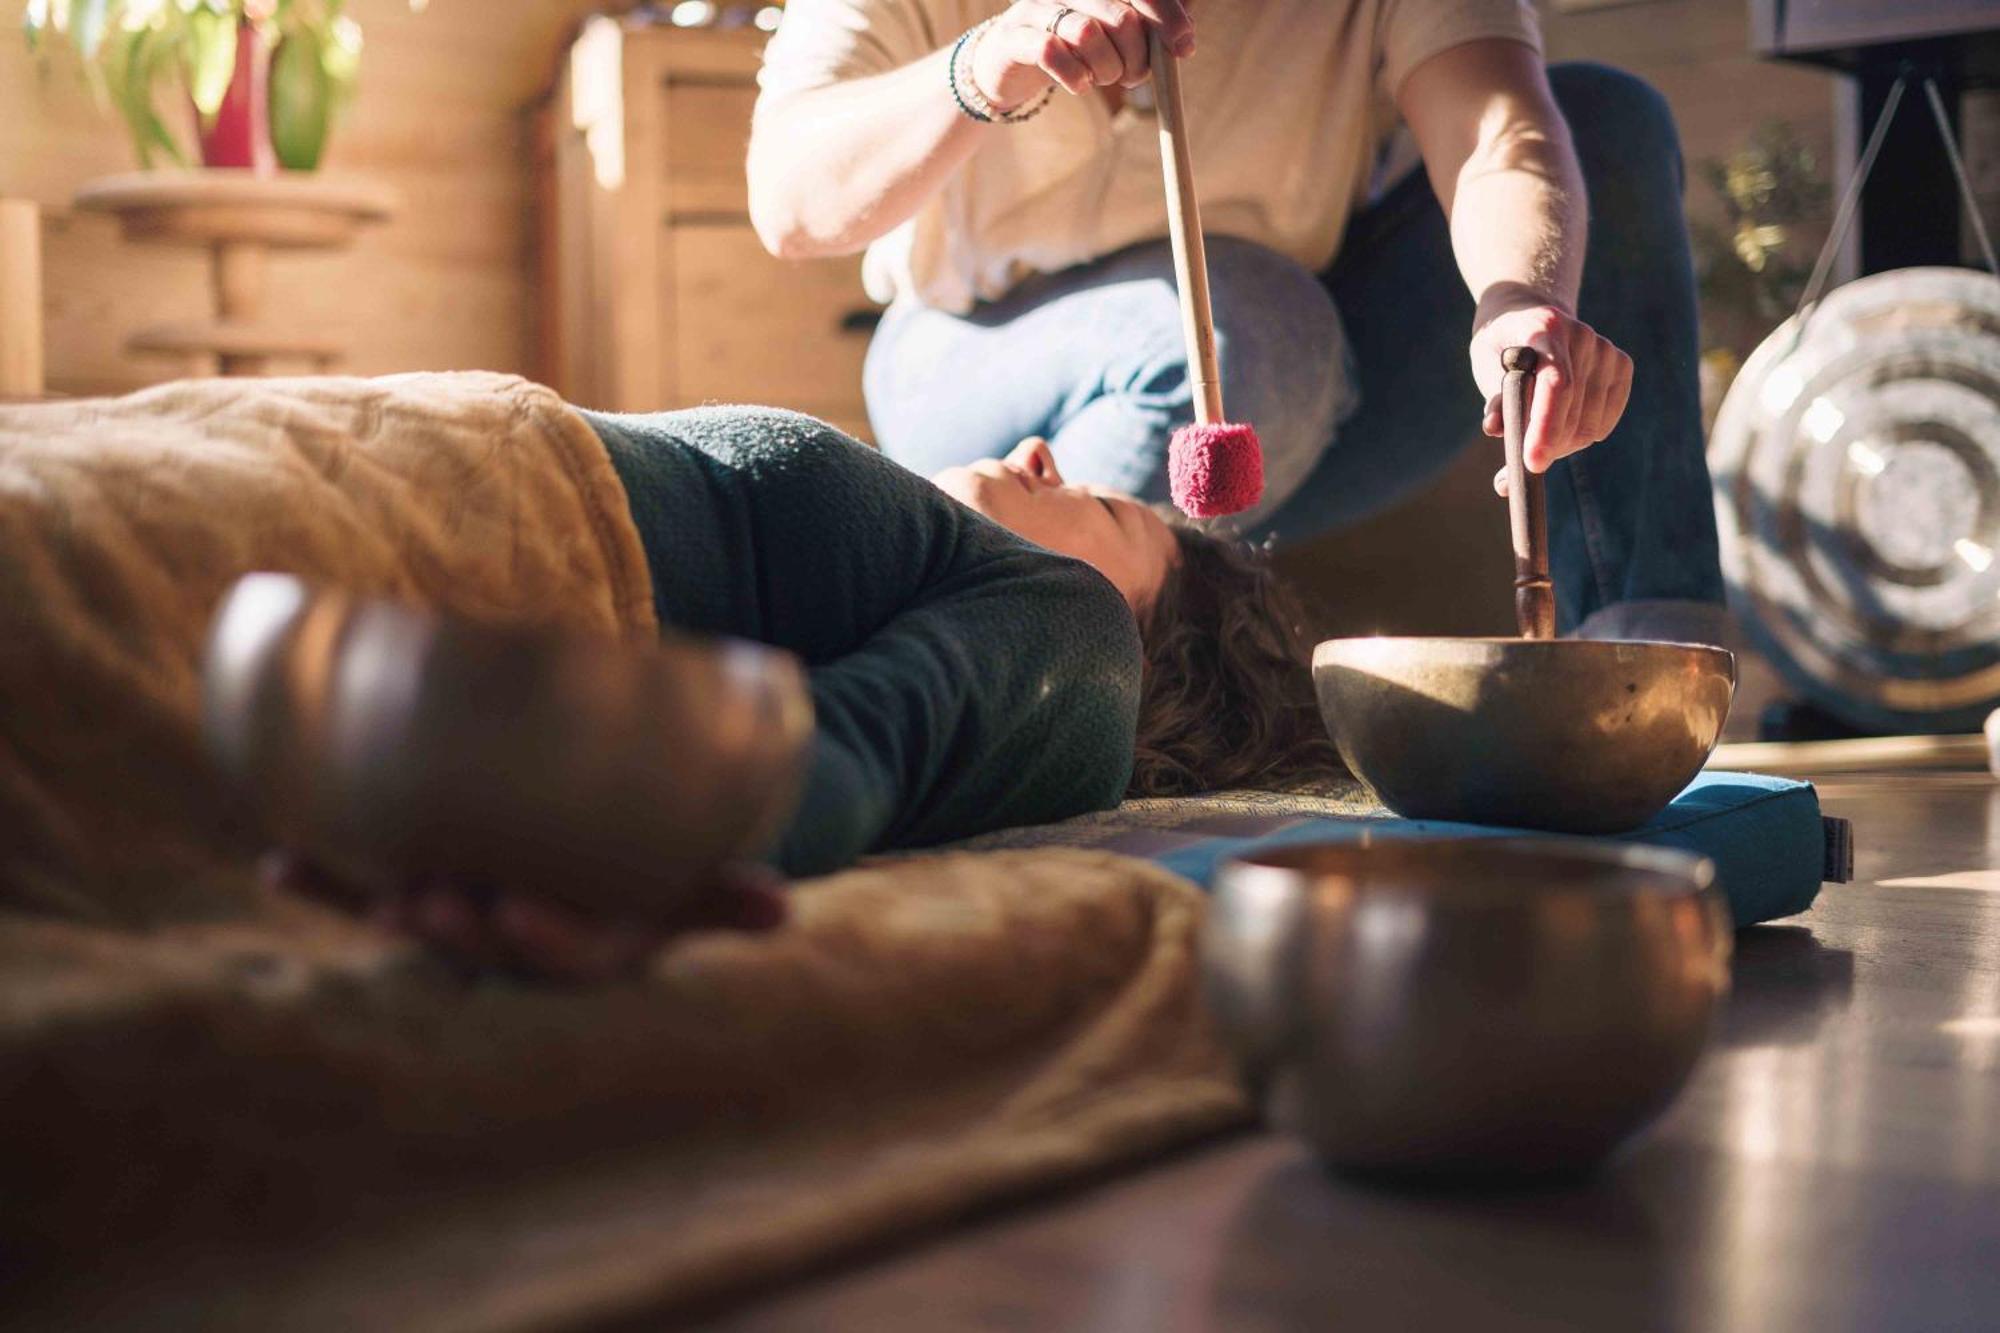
top-left (1471, 285), bottom-right (1633, 494)
top-left (263, 852), bottom-right (788, 986)
top-left (970, 0), bottom-right (1195, 107)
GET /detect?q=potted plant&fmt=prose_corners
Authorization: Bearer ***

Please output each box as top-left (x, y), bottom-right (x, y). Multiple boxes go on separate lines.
top-left (1688, 120), bottom-right (1831, 427)
top-left (22, 0), bottom-right (424, 172)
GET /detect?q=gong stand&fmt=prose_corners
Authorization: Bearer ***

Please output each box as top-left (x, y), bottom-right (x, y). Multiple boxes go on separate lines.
top-left (1794, 73), bottom-right (1999, 330)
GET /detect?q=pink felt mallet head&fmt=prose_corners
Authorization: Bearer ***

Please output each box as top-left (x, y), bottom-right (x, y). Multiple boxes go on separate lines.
top-left (1168, 420), bottom-right (1264, 518)
top-left (1149, 31), bottom-right (1265, 520)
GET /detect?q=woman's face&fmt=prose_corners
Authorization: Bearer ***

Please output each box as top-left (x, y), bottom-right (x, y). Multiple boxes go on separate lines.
top-left (934, 439), bottom-right (1179, 615)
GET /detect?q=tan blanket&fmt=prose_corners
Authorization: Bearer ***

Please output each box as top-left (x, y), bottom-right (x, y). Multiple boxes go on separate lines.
top-left (0, 374), bottom-right (1248, 1327)
top-left (0, 371), bottom-right (656, 923)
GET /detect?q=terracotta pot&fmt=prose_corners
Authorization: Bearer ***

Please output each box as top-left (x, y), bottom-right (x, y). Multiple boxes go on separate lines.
top-left (195, 21), bottom-right (274, 173)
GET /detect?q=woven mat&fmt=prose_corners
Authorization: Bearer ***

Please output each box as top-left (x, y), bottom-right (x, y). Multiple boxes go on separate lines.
top-left (947, 778), bottom-right (1384, 861)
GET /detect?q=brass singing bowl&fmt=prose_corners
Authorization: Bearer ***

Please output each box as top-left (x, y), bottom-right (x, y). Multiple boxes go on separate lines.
top-left (202, 573), bottom-right (814, 919)
top-left (1204, 839), bottom-right (1731, 1177)
top-left (1313, 637), bottom-right (1737, 834)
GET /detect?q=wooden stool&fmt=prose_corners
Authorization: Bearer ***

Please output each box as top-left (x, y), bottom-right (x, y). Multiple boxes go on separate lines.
top-left (75, 170), bottom-right (396, 378)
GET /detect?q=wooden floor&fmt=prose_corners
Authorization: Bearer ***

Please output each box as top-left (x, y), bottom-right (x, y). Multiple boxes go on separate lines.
top-left (716, 771), bottom-right (2000, 1332)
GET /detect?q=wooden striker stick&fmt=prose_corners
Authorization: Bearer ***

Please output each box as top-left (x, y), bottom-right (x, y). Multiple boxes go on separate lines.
top-left (1149, 31), bottom-right (1223, 427)
top-left (1502, 346), bottom-right (1556, 639)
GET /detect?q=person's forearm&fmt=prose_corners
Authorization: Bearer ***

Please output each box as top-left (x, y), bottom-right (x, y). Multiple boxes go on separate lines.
top-left (1445, 113), bottom-right (1586, 330)
top-left (1401, 40), bottom-right (1634, 464)
top-left (1400, 41), bottom-right (1586, 324)
top-left (750, 0), bottom-right (1190, 260)
top-left (748, 47), bottom-right (988, 260)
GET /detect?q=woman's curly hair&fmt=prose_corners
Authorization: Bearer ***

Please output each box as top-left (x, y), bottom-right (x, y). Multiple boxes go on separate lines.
top-left (1129, 523), bottom-right (1345, 797)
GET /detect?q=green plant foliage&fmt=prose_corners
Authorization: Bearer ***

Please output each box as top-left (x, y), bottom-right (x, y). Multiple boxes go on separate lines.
top-left (20, 0), bottom-right (419, 169)
top-left (1690, 121), bottom-right (1832, 359)
top-left (183, 2), bottom-right (239, 119)
top-left (103, 23), bottom-right (185, 167)
top-left (267, 23), bottom-right (328, 169)
top-left (68, 0), bottom-right (107, 58)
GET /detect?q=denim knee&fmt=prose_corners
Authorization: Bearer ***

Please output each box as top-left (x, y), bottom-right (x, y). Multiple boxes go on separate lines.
top-left (1202, 238), bottom-right (1354, 512)
top-left (1549, 62), bottom-right (1685, 199)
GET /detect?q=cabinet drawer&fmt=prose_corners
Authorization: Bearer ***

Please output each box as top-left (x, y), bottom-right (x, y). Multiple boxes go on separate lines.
top-left (658, 80), bottom-right (757, 216)
top-left (665, 224), bottom-right (874, 431)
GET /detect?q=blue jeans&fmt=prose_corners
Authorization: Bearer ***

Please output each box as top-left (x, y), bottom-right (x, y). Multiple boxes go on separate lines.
top-left (866, 63), bottom-right (1727, 638)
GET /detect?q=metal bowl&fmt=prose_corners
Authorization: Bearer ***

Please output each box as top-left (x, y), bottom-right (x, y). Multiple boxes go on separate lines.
top-left (1313, 637), bottom-right (1737, 834)
top-left (202, 572), bottom-right (813, 918)
top-left (1205, 839), bottom-right (1730, 1178)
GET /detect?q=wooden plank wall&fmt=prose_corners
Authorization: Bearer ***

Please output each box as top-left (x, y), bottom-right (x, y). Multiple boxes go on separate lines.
top-left (0, 0), bottom-right (1839, 401)
top-left (1542, 0), bottom-right (1838, 234)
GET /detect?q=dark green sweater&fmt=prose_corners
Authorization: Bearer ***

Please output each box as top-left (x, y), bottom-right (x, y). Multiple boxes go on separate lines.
top-left (584, 406), bottom-right (1142, 876)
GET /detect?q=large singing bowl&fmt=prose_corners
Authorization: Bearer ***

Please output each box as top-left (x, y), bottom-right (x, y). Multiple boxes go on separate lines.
top-left (1313, 637), bottom-right (1737, 834)
top-left (202, 572), bottom-right (813, 918)
top-left (1204, 839), bottom-right (1732, 1177)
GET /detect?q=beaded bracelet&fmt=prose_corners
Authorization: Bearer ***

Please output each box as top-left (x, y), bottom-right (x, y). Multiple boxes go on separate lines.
top-left (949, 18), bottom-right (1053, 125)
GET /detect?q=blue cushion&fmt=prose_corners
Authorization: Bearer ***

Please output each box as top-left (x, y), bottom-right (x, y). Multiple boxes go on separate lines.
top-left (1147, 771), bottom-right (1825, 928)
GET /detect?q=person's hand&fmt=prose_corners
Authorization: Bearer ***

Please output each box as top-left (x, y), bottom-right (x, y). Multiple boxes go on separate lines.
top-left (1471, 285), bottom-right (1634, 494)
top-left (968, 0), bottom-right (1195, 108)
top-left (263, 852), bottom-right (788, 986)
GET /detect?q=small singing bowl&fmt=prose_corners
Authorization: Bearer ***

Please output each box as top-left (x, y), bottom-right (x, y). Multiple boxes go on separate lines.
top-left (1204, 839), bottom-right (1730, 1178)
top-left (1313, 637), bottom-right (1737, 834)
top-left (202, 572), bottom-right (814, 919)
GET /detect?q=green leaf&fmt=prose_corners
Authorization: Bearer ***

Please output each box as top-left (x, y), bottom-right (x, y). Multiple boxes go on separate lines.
top-left (109, 25), bottom-right (186, 168)
top-left (182, 5), bottom-right (238, 118)
top-left (268, 25), bottom-right (331, 170)
top-left (322, 12), bottom-right (359, 105)
top-left (67, 0), bottom-right (106, 58)
top-left (23, 0), bottom-right (50, 53)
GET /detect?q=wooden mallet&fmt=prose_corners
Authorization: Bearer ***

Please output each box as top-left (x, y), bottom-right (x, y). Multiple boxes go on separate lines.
top-left (1501, 345), bottom-right (1557, 639)
top-left (1150, 32), bottom-right (1263, 519)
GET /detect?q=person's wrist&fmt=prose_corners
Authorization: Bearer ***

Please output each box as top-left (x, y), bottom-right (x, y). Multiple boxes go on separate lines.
top-left (968, 31), bottom-right (1042, 112)
top-left (1473, 281), bottom-right (1575, 333)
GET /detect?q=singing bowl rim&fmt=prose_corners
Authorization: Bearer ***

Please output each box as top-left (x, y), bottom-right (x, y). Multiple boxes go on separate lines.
top-left (1308, 634), bottom-right (1738, 833)
top-left (1311, 634), bottom-right (1738, 669)
top-left (201, 572), bottom-right (815, 916)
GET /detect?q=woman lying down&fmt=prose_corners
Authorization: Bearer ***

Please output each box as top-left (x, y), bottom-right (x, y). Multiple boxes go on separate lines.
top-left (279, 405), bottom-right (1337, 980)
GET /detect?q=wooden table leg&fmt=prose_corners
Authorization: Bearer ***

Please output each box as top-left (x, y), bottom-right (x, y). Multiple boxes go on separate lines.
top-left (0, 200), bottom-right (44, 399)
top-left (213, 239), bottom-right (268, 376)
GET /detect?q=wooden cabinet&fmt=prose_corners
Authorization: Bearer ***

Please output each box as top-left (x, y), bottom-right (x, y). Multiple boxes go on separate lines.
top-left (537, 18), bottom-right (876, 440)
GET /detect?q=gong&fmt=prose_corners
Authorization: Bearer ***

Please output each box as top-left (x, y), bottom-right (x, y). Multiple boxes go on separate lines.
top-left (1711, 266), bottom-right (2000, 734)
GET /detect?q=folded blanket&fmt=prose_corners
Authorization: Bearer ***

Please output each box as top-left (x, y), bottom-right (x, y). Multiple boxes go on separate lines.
top-left (0, 372), bottom-right (655, 924)
top-left (0, 374), bottom-right (1247, 1328)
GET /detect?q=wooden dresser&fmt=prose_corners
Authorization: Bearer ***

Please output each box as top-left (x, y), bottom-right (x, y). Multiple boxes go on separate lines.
top-left (537, 17), bottom-right (876, 440)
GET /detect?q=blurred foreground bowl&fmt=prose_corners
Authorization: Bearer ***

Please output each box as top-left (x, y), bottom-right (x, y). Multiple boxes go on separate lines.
top-left (1313, 637), bottom-right (1736, 834)
top-left (1205, 838), bottom-right (1730, 1178)
top-left (202, 572), bottom-right (812, 917)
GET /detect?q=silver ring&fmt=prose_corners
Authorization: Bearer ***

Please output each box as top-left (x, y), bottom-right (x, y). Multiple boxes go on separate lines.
top-left (1047, 5), bottom-right (1074, 35)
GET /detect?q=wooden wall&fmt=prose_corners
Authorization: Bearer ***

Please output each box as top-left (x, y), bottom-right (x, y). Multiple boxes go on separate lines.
top-left (1543, 0), bottom-right (1838, 228)
top-left (0, 0), bottom-right (606, 397)
top-left (2, 0), bottom-right (1842, 403)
